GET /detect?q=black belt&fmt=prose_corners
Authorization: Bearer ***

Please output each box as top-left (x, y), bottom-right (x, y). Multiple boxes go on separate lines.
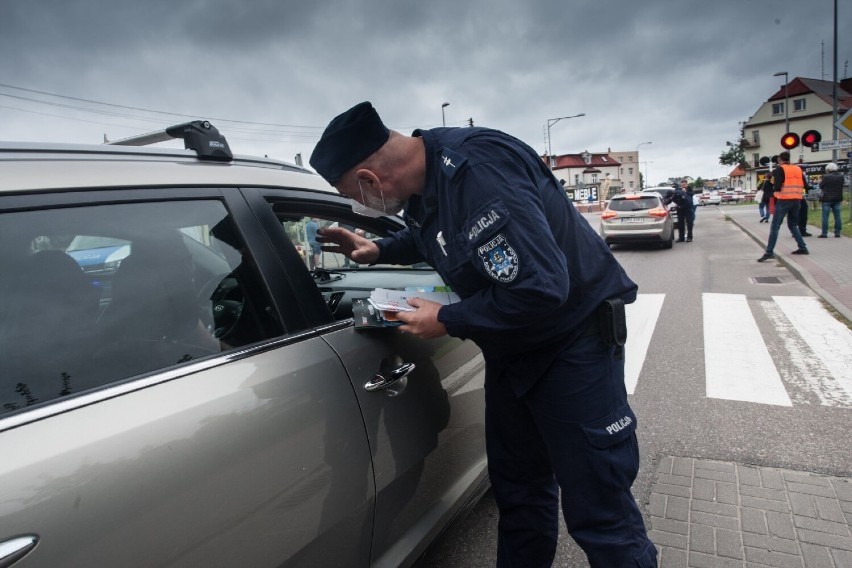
top-left (578, 311), bottom-right (602, 338)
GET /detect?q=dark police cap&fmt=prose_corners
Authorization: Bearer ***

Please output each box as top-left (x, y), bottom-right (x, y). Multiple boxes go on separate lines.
top-left (309, 101), bottom-right (390, 184)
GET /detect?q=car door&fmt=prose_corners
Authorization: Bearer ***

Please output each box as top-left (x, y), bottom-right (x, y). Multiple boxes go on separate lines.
top-left (242, 188), bottom-right (488, 568)
top-left (0, 187), bottom-right (375, 567)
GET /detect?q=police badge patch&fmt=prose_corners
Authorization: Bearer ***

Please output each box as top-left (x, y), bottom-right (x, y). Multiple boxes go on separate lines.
top-left (477, 234), bottom-right (519, 282)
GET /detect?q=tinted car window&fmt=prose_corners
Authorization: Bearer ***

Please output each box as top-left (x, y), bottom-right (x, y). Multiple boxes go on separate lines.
top-left (0, 199), bottom-right (282, 415)
top-left (609, 196), bottom-right (661, 211)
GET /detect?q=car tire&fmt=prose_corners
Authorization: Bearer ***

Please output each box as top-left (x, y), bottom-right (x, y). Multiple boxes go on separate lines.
top-left (662, 232), bottom-right (674, 249)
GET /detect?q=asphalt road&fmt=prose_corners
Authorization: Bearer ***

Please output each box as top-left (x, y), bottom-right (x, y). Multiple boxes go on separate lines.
top-left (415, 206), bottom-right (852, 567)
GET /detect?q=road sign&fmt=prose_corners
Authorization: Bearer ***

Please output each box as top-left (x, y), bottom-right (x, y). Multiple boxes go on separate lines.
top-left (837, 108), bottom-right (852, 138)
top-left (815, 138), bottom-right (852, 151)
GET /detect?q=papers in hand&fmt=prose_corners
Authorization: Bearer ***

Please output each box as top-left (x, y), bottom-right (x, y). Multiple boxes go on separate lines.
top-left (353, 287), bottom-right (461, 330)
top-left (368, 287), bottom-right (460, 312)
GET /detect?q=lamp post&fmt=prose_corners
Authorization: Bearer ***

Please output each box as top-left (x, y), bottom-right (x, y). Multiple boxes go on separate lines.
top-left (441, 102), bottom-right (450, 127)
top-left (641, 161), bottom-right (653, 189)
top-left (635, 141), bottom-right (651, 189)
top-left (773, 71), bottom-right (789, 133)
top-left (546, 113), bottom-right (585, 168)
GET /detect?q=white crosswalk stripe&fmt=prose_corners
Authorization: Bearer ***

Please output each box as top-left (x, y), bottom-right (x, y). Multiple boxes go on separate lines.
top-left (769, 296), bottom-right (852, 407)
top-left (624, 294), bottom-right (665, 395)
top-left (703, 293), bottom-right (792, 406)
top-left (626, 293), bottom-right (852, 408)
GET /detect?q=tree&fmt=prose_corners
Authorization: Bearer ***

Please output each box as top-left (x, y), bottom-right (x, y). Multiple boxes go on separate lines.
top-left (719, 141), bottom-right (746, 168)
top-left (693, 177), bottom-right (705, 189)
top-left (719, 122), bottom-right (748, 168)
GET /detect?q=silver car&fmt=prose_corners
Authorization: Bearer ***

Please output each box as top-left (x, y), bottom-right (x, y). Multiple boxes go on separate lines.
top-left (600, 193), bottom-right (674, 249)
top-left (0, 122), bottom-right (487, 567)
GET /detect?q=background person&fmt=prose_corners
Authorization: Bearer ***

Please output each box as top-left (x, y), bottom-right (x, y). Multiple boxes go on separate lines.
top-left (758, 151), bottom-right (808, 261)
top-left (305, 216), bottom-right (321, 269)
top-left (793, 169), bottom-right (813, 237)
top-left (310, 101), bottom-right (657, 568)
top-left (818, 162), bottom-right (844, 238)
top-left (757, 175), bottom-right (773, 222)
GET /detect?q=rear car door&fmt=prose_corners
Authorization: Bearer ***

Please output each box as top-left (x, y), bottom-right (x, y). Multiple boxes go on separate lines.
top-left (243, 188), bottom-right (488, 568)
top-left (0, 187), bottom-right (374, 567)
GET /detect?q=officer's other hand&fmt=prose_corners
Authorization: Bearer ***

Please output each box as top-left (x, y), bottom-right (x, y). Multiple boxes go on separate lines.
top-left (317, 227), bottom-right (380, 264)
top-left (394, 298), bottom-right (447, 339)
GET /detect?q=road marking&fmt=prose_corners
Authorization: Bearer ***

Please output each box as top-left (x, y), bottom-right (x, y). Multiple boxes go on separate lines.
top-left (772, 296), bottom-right (852, 406)
top-left (703, 293), bottom-right (792, 406)
top-left (625, 294), bottom-right (665, 394)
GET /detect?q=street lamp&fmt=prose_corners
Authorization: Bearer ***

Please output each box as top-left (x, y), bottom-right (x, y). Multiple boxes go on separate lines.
top-left (635, 142), bottom-right (651, 189)
top-left (441, 102), bottom-right (450, 127)
top-left (546, 113), bottom-right (585, 168)
top-left (773, 71), bottom-right (789, 133)
top-left (641, 161), bottom-right (654, 189)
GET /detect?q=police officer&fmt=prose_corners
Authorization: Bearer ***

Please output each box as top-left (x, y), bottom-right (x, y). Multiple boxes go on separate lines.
top-left (310, 102), bottom-right (657, 568)
top-left (673, 180), bottom-right (693, 242)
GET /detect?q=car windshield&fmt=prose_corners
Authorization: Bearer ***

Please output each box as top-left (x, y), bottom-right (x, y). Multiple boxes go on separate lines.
top-left (609, 197), bottom-right (660, 211)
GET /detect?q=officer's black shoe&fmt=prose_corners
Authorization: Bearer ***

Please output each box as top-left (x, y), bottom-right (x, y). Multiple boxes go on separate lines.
top-left (791, 248), bottom-right (809, 255)
top-left (686, 237), bottom-right (692, 242)
top-left (801, 232), bottom-right (813, 237)
top-left (676, 238), bottom-right (685, 242)
top-left (757, 253), bottom-right (774, 262)
top-left (818, 234), bottom-right (828, 238)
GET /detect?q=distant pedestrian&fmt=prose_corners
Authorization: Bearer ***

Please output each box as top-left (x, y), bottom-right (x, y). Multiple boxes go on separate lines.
top-left (687, 186), bottom-right (699, 221)
top-left (758, 151), bottom-right (808, 261)
top-left (757, 176), bottom-right (773, 222)
top-left (818, 162), bottom-right (844, 238)
top-left (306, 217), bottom-right (321, 269)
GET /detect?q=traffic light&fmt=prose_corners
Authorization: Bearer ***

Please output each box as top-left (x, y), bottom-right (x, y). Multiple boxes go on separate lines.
top-left (759, 155), bottom-right (779, 167)
top-left (780, 132), bottom-right (800, 150)
top-left (801, 130), bottom-right (821, 148)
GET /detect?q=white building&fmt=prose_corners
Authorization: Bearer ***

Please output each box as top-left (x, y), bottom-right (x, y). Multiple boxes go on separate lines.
top-left (740, 77), bottom-right (851, 190)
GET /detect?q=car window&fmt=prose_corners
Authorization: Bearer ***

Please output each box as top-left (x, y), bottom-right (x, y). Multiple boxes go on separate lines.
top-left (0, 199), bottom-right (283, 416)
top-left (263, 199), bottom-right (446, 326)
top-left (609, 196), bottom-right (661, 211)
top-left (278, 214), bottom-right (427, 271)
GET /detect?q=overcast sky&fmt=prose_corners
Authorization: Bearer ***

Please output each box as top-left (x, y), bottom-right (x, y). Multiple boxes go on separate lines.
top-left (1, 0), bottom-right (850, 184)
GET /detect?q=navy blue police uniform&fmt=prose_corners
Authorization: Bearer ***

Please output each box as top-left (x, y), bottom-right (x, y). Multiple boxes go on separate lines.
top-left (672, 187), bottom-right (692, 241)
top-left (374, 127), bottom-right (657, 568)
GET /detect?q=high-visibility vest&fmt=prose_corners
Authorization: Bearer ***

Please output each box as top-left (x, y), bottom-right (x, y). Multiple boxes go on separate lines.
top-left (776, 164), bottom-right (805, 200)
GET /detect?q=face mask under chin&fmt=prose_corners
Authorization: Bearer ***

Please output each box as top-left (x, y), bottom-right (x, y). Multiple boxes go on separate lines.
top-left (353, 178), bottom-right (404, 217)
top-left (351, 199), bottom-right (388, 218)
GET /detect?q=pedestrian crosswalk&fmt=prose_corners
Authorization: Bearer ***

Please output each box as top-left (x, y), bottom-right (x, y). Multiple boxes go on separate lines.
top-left (626, 293), bottom-right (852, 408)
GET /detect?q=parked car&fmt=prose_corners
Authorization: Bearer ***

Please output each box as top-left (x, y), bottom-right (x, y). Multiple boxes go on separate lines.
top-left (600, 193), bottom-right (674, 249)
top-left (720, 190), bottom-right (741, 203)
top-left (0, 121), bottom-right (488, 567)
top-left (699, 191), bottom-right (722, 206)
top-left (640, 186), bottom-right (678, 222)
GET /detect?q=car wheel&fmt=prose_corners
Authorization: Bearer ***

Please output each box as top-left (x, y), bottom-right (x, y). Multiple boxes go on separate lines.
top-left (662, 232), bottom-right (674, 249)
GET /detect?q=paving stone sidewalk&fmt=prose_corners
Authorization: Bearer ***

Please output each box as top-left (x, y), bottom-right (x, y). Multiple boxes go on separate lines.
top-left (648, 456), bottom-right (852, 568)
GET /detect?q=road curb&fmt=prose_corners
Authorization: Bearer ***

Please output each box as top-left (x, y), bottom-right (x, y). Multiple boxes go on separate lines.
top-left (727, 214), bottom-right (852, 323)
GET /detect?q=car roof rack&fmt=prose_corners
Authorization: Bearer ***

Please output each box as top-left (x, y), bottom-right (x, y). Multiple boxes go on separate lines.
top-left (107, 120), bottom-right (233, 162)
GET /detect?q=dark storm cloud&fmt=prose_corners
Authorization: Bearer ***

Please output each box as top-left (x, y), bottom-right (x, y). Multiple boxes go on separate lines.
top-left (1, 0), bottom-right (849, 181)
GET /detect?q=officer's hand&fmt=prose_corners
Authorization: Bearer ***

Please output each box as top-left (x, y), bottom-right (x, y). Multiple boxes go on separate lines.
top-left (317, 227), bottom-right (380, 264)
top-left (394, 298), bottom-right (447, 340)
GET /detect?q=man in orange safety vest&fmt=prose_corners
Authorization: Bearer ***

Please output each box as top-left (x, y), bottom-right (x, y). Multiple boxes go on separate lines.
top-left (757, 151), bottom-right (809, 262)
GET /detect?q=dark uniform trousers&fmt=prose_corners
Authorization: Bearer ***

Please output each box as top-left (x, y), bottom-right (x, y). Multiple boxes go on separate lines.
top-left (486, 333), bottom-right (657, 568)
top-left (676, 207), bottom-right (693, 240)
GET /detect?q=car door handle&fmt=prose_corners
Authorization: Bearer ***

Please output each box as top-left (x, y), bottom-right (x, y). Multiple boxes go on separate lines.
top-left (0, 535), bottom-right (38, 568)
top-left (364, 362), bottom-right (416, 392)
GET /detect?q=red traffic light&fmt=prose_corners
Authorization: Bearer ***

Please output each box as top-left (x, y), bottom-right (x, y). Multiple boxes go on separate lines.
top-left (780, 132), bottom-right (800, 150)
top-left (801, 130), bottom-right (821, 148)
